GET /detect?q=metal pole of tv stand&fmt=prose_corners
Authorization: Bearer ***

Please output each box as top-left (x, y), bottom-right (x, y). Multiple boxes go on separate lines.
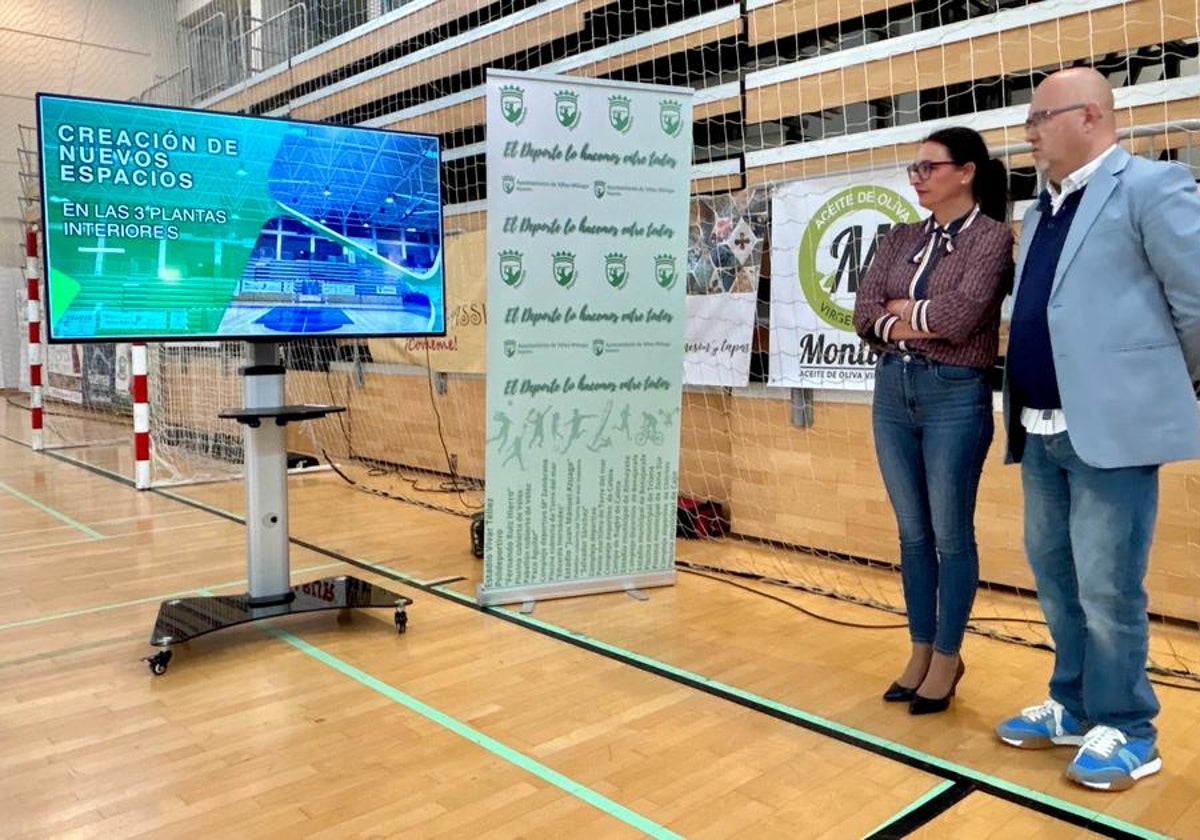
top-left (142, 342), bottom-right (411, 675)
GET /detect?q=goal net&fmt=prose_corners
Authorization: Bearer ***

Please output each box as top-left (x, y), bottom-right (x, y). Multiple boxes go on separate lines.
top-left (16, 0), bottom-right (1200, 680)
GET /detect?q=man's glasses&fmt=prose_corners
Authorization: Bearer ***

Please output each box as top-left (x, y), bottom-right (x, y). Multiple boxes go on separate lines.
top-left (906, 160), bottom-right (957, 181)
top-left (1024, 103), bottom-right (1087, 131)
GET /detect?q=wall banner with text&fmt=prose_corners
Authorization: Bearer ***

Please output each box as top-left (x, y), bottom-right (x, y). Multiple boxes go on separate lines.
top-left (684, 189), bottom-right (767, 387)
top-left (769, 172), bottom-right (920, 389)
top-left (45, 344), bottom-right (83, 403)
top-left (370, 229), bottom-right (487, 373)
top-left (482, 69), bottom-right (693, 606)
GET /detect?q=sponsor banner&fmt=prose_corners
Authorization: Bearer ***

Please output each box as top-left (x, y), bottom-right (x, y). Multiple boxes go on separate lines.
top-left (1, 267), bottom-right (23, 391)
top-left (684, 189), bottom-right (767, 386)
top-left (769, 173), bottom-right (921, 389)
top-left (82, 344), bottom-right (116, 407)
top-left (684, 294), bottom-right (756, 386)
top-left (371, 229), bottom-right (487, 373)
top-left (113, 343), bottom-right (132, 402)
top-left (483, 70), bottom-right (692, 604)
top-left (46, 343), bottom-right (84, 403)
top-left (79, 343), bottom-right (132, 408)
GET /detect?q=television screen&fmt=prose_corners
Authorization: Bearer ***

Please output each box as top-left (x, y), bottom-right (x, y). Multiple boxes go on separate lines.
top-left (36, 94), bottom-right (445, 342)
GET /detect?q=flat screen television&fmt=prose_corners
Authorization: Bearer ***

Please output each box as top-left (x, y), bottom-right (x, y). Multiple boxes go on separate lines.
top-left (36, 94), bottom-right (445, 343)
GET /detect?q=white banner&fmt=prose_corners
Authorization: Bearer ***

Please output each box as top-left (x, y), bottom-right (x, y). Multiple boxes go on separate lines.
top-left (114, 343), bottom-right (132, 400)
top-left (0, 267), bottom-right (22, 391)
top-left (482, 70), bottom-right (693, 605)
top-left (45, 343), bottom-right (84, 403)
top-left (683, 191), bottom-right (767, 386)
top-left (769, 172), bottom-right (921, 389)
top-left (683, 294), bottom-right (756, 386)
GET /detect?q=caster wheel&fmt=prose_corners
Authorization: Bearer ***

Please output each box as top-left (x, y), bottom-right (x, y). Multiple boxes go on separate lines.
top-left (144, 649), bottom-right (172, 676)
top-left (394, 610), bottom-right (408, 634)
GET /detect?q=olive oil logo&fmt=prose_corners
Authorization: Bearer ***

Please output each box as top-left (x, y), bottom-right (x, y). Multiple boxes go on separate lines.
top-left (799, 186), bottom-right (917, 329)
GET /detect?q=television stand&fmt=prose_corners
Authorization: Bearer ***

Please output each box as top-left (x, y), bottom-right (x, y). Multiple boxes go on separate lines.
top-left (143, 342), bottom-right (411, 675)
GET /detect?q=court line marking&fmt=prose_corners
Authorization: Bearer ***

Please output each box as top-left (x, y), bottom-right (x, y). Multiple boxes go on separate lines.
top-left (0, 536), bottom-right (103, 555)
top-left (0, 561), bottom-right (345, 632)
top-left (862, 779), bottom-right (955, 838)
top-left (149, 487), bottom-right (1167, 839)
top-left (14, 463), bottom-right (1164, 838)
top-left (862, 779), bottom-right (964, 838)
top-left (265, 623), bottom-right (683, 839)
top-left (0, 551), bottom-right (899, 837)
top-left (483, 596), bottom-right (1166, 840)
top-left (0, 480), bottom-right (104, 539)
top-left (0, 436), bottom-right (138, 487)
top-left (0, 631), bottom-right (146, 670)
top-left (0, 519), bottom-right (234, 557)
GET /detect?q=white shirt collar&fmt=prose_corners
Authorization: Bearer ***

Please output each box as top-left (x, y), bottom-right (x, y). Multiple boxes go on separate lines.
top-left (1046, 144), bottom-right (1119, 214)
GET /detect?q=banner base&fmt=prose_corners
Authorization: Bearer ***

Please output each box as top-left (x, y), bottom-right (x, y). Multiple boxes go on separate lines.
top-left (477, 570), bottom-right (676, 607)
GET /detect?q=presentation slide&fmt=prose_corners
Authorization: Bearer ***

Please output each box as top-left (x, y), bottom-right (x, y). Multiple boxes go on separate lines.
top-left (37, 94), bottom-right (446, 342)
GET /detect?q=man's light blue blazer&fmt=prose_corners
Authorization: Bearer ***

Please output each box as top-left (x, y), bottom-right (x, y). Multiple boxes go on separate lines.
top-left (1003, 146), bottom-right (1200, 468)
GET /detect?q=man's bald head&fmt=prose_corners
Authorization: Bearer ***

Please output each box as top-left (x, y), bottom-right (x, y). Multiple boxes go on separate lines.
top-left (1044, 67), bottom-right (1116, 117)
top-left (1026, 67), bottom-right (1118, 185)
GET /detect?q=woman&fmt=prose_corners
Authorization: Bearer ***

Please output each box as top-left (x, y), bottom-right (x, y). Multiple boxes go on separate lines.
top-left (853, 127), bottom-right (1013, 715)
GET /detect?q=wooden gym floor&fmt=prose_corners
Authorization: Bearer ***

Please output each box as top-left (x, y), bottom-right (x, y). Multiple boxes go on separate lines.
top-left (1, 400), bottom-right (1198, 838)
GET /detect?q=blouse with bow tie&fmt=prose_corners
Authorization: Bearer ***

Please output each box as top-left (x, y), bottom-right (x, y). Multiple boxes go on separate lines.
top-left (853, 207), bottom-right (1015, 369)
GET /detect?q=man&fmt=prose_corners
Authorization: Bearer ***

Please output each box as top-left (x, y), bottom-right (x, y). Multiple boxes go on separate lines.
top-left (996, 66), bottom-right (1200, 791)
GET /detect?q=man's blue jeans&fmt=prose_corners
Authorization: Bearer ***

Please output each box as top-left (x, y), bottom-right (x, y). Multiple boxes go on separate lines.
top-left (1020, 431), bottom-right (1160, 740)
top-left (872, 353), bottom-right (993, 655)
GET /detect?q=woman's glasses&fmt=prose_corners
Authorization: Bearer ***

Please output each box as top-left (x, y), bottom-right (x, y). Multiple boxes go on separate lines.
top-left (906, 160), bottom-right (957, 181)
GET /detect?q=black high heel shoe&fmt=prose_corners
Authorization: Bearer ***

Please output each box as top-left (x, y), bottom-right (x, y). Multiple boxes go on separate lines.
top-left (908, 659), bottom-right (966, 715)
top-left (882, 681), bottom-right (919, 703)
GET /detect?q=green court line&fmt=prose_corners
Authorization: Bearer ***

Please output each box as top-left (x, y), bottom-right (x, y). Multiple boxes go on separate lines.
top-left (0, 520), bottom-right (226, 557)
top-left (39, 447), bottom-right (137, 487)
top-left (494, 605), bottom-right (1167, 840)
top-left (0, 561), bottom-right (344, 632)
top-left (374, 578), bottom-right (1164, 839)
top-left (862, 779), bottom-right (956, 838)
top-left (0, 631), bottom-right (145, 670)
top-left (152, 489), bottom-right (239, 516)
top-left (104, 482), bottom-right (1169, 837)
top-left (201, 561), bottom-right (343, 594)
top-left (150, 489), bottom-right (452, 591)
top-left (267, 624), bottom-right (683, 839)
top-left (0, 435), bottom-right (136, 489)
top-left (0, 480), bottom-right (104, 539)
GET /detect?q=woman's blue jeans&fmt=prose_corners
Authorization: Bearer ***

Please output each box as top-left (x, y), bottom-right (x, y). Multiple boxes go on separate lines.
top-left (872, 353), bottom-right (994, 654)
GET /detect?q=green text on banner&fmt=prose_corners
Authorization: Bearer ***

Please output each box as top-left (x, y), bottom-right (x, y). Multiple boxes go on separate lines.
top-left (769, 173), bottom-right (921, 389)
top-left (481, 70), bottom-right (693, 606)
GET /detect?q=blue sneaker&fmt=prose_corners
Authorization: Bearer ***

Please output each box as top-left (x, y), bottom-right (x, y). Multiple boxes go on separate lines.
top-left (996, 699), bottom-right (1089, 748)
top-left (1066, 726), bottom-right (1162, 791)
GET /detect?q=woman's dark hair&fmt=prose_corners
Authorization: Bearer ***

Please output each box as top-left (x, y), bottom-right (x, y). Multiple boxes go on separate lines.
top-left (924, 126), bottom-right (1009, 223)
